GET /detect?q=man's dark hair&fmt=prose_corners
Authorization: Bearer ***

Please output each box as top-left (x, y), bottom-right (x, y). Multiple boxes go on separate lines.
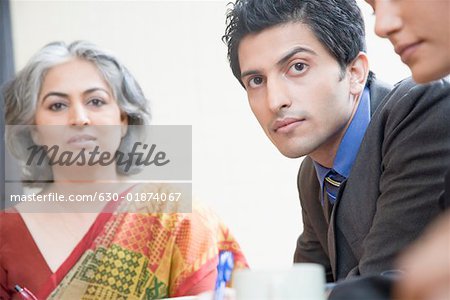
top-left (223, 0), bottom-right (370, 86)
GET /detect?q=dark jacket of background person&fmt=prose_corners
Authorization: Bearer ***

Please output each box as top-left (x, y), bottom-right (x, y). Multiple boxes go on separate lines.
top-left (295, 77), bottom-right (450, 282)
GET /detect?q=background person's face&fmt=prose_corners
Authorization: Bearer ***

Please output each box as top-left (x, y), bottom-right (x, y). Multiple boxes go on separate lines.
top-left (34, 59), bottom-right (127, 159)
top-left (366, 0), bottom-right (450, 83)
top-left (238, 23), bottom-right (359, 165)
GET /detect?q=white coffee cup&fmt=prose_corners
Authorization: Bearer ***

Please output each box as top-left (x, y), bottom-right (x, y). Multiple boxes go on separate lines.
top-left (234, 263), bottom-right (325, 300)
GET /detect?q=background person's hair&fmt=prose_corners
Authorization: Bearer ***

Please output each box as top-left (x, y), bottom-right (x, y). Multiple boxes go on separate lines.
top-left (3, 40), bottom-right (152, 187)
top-left (223, 0), bottom-right (370, 86)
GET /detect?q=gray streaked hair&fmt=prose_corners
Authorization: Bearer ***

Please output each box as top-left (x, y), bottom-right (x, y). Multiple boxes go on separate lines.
top-left (3, 40), bottom-right (152, 186)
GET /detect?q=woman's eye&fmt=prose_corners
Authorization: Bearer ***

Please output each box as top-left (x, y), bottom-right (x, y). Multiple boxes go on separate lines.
top-left (288, 62), bottom-right (309, 75)
top-left (88, 98), bottom-right (106, 107)
top-left (248, 76), bottom-right (264, 88)
top-left (49, 102), bottom-right (66, 111)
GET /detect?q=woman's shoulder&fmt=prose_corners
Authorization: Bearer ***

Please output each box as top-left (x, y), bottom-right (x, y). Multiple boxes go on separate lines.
top-left (124, 183), bottom-right (223, 232)
top-left (0, 208), bottom-right (33, 253)
top-left (0, 207), bottom-right (23, 227)
top-left (125, 183), bottom-right (211, 216)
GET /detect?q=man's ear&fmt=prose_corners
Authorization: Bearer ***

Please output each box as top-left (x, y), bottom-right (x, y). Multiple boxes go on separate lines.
top-left (349, 52), bottom-right (369, 95)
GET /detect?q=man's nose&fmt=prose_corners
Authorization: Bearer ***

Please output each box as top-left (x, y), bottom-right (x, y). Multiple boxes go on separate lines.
top-left (266, 76), bottom-right (291, 113)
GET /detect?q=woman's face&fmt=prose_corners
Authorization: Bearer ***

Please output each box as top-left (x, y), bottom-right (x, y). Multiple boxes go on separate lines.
top-left (36, 58), bottom-right (126, 127)
top-left (33, 58), bottom-right (127, 161)
top-left (366, 0), bottom-right (450, 83)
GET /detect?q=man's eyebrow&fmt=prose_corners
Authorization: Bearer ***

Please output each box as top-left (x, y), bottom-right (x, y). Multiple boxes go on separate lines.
top-left (240, 46), bottom-right (317, 79)
top-left (276, 46), bottom-right (317, 67)
top-left (240, 69), bottom-right (260, 79)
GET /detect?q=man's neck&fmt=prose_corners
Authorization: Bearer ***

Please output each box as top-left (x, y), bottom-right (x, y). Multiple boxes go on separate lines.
top-left (310, 91), bottom-right (363, 168)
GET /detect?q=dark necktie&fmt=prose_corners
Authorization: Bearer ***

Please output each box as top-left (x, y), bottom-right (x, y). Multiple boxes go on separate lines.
top-left (324, 171), bottom-right (345, 204)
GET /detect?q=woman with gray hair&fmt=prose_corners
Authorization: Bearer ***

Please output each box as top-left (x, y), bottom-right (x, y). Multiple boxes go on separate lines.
top-left (0, 41), bottom-right (247, 299)
top-left (5, 40), bottom-right (151, 184)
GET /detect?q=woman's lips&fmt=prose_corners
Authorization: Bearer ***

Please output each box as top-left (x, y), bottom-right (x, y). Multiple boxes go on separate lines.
top-left (67, 134), bottom-right (97, 147)
top-left (395, 41), bottom-right (422, 63)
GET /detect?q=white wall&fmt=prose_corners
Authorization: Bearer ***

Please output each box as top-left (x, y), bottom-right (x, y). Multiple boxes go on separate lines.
top-left (10, 0), bottom-right (410, 269)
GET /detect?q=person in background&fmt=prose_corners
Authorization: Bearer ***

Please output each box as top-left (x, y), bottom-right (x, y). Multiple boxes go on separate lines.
top-left (365, 0), bottom-right (450, 299)
top-left (223, 0), bottom-right (450, 289)
top-left (0, 40), bottom-right (247, 300)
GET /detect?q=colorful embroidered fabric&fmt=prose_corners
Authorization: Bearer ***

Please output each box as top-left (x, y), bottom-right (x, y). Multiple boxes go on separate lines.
top-left (47, 184), bottom-right (247, 299)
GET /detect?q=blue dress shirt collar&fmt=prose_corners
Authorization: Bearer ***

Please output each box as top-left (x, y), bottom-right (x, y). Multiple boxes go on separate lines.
top-left (313, 86), bottom-right (371, 194)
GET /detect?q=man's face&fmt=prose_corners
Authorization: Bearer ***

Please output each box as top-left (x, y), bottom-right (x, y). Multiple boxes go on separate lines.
top-left (238, 23), bottom-right (359, 166)
top-left (366, 0), bottom-right (450, 83)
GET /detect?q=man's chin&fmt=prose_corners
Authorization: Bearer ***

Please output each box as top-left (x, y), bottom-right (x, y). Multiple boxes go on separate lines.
top-left (276, 147), bottom-right (305, 159)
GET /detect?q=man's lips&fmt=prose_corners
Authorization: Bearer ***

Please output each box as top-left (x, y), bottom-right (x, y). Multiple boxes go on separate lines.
top-left (394, 41), bottom-right (422, 62)
top-left (273, 118), bottom-right (304, 133)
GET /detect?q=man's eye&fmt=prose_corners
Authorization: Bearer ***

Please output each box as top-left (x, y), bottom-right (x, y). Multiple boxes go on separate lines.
top-left (289, 62), bottom-right (308, 75)
top-left (49, 102), bottom-right (66, 111)
top-left (248, 76), bottom-right (264, 88)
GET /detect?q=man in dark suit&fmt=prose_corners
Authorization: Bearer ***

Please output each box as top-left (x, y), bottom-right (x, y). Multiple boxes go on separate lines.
top-left (223, 0), bottom-right (450, 285)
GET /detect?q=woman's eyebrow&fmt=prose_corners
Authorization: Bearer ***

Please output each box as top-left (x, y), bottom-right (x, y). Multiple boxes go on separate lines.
top-left (41, 92), bottom-right (69, 103)
top-left (82, 87), bottom-right (111, 97)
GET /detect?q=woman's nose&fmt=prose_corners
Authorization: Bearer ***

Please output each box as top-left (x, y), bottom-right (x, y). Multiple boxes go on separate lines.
top-left (374, 1), bottom-right (403, 39)
top-left (69, 103), bottom-right (91, 126)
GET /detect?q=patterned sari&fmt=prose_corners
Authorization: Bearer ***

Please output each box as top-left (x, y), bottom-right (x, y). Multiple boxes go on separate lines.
top-left (38, 184), bottom-right (247, 299)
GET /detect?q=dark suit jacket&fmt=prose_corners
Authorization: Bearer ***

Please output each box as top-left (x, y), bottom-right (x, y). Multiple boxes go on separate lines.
top-left (294, 78), bottom-right (450, 282)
